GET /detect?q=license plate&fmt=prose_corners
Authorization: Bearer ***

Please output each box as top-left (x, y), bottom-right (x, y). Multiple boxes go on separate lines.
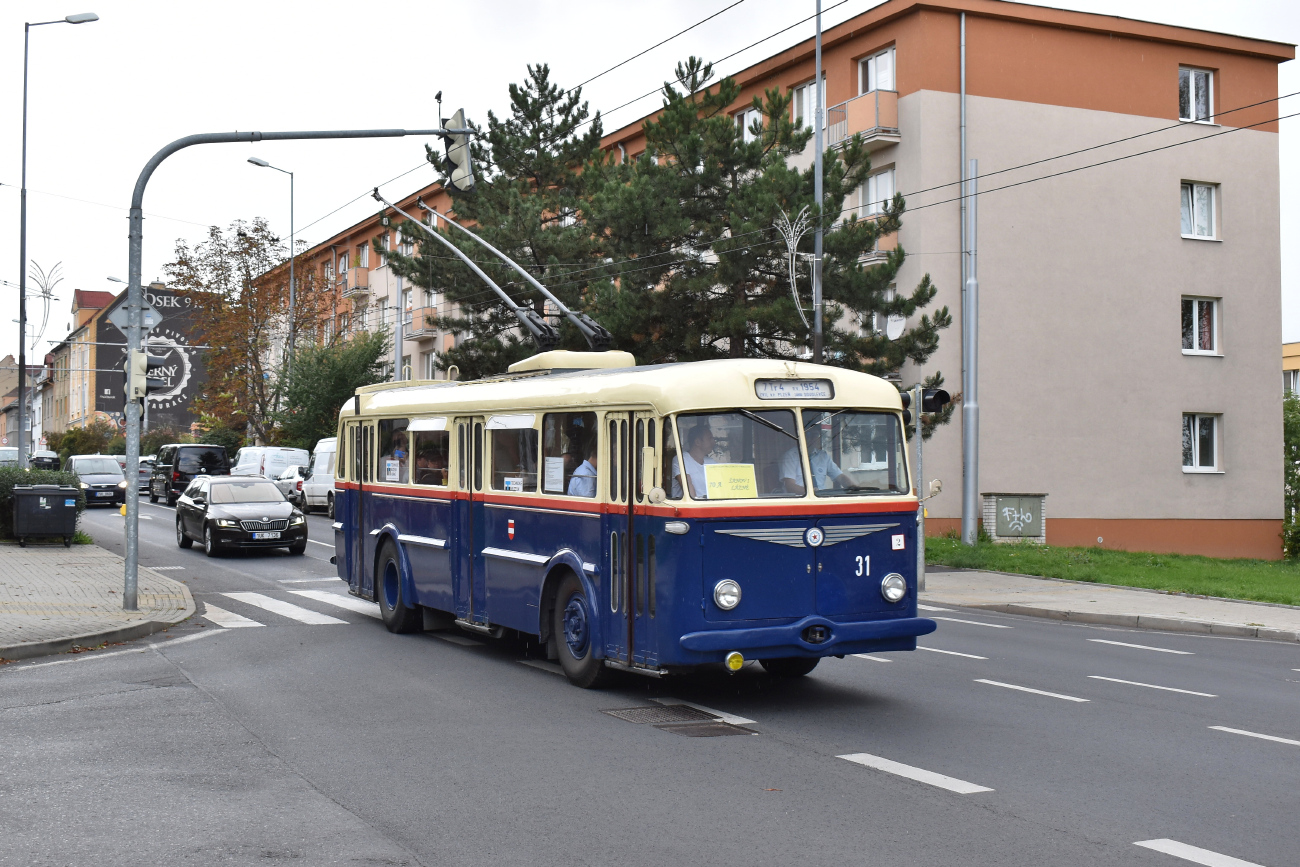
top-left (96, 491), bottom-right (113, 497)
top-left (252, 531), bottom-right (281, 540)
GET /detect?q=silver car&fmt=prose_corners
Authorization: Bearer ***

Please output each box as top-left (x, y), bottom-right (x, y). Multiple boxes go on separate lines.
top-left (273, 465), bottom-right (308, 508)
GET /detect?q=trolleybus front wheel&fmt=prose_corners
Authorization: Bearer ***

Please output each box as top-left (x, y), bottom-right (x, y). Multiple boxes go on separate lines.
top-left (759, 657), bottom-right (820, 678)
top-left (377, 541), bottom-right (421, 634)
top-left (553, 573), bottom-right (611, 689)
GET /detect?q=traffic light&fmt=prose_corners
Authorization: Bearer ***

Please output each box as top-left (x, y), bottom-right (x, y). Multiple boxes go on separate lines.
top-left (124, 350), bottom-right (167, 402)
top-left (899, 387), bottom-right (952, 424)
top-left (442, 108), bottom-right (475, 193)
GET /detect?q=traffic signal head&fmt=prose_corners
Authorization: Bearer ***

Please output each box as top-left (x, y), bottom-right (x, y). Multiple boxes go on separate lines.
top-left (442, 108), bottom-right (475, 193)
top-left (125, 350), bottom-right (168, 401)
top-left (921, 388), bottom-right (951, 413)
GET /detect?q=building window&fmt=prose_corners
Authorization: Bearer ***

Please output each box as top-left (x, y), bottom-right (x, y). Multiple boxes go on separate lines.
top-left (401, 355), bottom-right (412, 381)
top-left (860, 167), bottom-right (895, 218)
top-left (860, 46), bottom-right (895, 93)
top-left (1182, 413), bottom-right (1218, 472)
top-left (735, 106), bottom-right (762, 143)
top-left (1181, 297), bottom-right (1218, 354)
top-left (358, 243), bottom-right (369, 269)
top-left (1285, 369), bottom-right (1299, 395)
top-left (422, 351), bottom-right (438, 380)
top-left (401, 289), bottom-right (413, 325)
top-left (791, 76), bottom-right (825, 130)
top-left (1180, 182), bottom-right (1216, 239)
top-left (399, 236), bottom-right (414, 256)
top-left (1179, 67), bottom-right (1213, 123)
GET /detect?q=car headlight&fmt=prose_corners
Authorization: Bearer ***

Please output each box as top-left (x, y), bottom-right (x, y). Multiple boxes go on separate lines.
top-left (117, 480), bottom-right (129, 489)
top-left (80, 482), bottom-right (90, 490)
top-left (880, 573), bottom-right (907, 603)
top-left (289, 514), bottom-right (305, 525)
top-left (713, 579), bottom-right (742, 610)
top-left (216, 519), bottom-right (239, 528)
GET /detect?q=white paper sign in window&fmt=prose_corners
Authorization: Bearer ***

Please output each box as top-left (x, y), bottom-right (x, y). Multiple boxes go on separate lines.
top-left (543, 457), bottom-right (566, 493)
top-left (385, 460), bottom-right (400, 482)
top-left (408, 417), bottom-right (447, 432)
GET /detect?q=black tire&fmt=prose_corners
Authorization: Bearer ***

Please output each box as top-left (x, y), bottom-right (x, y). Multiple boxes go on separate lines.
top-left (203, 524), bottom-right (221, 558)
top-left (149, 484), bottom-right (158, 504)
top-left (288, 541), bottom-right (306, 556)
top-left (759, 657), bottom-right (820, 678)
top-left (19, 538), bottom-right (26, 548)
top-left (176, 518), bottom-right (193, 549)
top-left (166, 493), bottom-right (177, 507)
top-left (64, 536), bottom-right (71, 548)
top-left (326, 493), bottom-right (334, 520)
top-left (552, 572), bottom-right (612, 689)
top-left (377, 541), bottom-right (420, 633)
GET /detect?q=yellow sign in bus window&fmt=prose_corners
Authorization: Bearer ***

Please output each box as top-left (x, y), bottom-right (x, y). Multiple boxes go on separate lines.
top-left (704, 463), bottom-right (758, 499)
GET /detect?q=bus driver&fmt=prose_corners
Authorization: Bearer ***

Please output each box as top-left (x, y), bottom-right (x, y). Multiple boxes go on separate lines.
top-left (781, 430), bottom-right (851, 495)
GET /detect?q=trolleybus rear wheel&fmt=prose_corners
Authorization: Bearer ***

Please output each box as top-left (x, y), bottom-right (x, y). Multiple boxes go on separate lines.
top-left (553, 572), bottom-right (611, 689)
top-left (759, 657), bottom-right (820, 678)
top-left (377, 541), bottom-right (421, 633)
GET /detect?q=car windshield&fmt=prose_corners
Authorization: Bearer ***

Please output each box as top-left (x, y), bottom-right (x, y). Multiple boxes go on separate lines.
top-left (0, 448), bottom-right (18, 464)
top-left (800, 410), bottom-right (909, 496)
top-left (671, 410), bottom-right (803, 500)
top-left (209, 480), bottom-right (284, 504)
top-left (74, 458), bottom-right (124, 475)
top-left (177, 448), bottom-right (226, 473)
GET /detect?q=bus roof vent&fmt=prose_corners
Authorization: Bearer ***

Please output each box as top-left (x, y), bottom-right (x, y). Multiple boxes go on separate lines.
top-left (507, 350), bottom-right (636, 374)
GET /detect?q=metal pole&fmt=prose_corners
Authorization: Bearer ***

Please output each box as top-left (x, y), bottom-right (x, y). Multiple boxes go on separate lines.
top-left (961, 160), bottom-right (979, 546)
top-left (18, 24), bottom-right (31, 469)
top-left (811, 0), bottom-right (824, 364)
top-left (287, 170), bottom-right (295, 376)
top-left (915, 383), bottom-right (925, 590)
top-left (958, 12), bottom-right (967, 532)
top-left (394, 289), bottom-right (404, 382)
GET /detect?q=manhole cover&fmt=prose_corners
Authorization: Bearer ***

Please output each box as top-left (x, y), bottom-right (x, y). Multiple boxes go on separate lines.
top-left (602, 705), bottom-right (717, 725)
top-left (654, 722), bottom-right (757, 737)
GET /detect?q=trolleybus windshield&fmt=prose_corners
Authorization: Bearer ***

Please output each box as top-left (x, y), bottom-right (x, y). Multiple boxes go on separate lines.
top-left (801, 409), bottom-right (909, 496)
top-left (672, 410), bottom-right (803, 500)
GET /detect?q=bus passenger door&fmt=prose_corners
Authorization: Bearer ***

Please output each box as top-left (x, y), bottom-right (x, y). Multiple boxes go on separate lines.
top-left (358, 421), bottom-right (376, 599)
top-left (603, 412), bottom-right (631, 664)
top-left (454, 417), bottom-right (487, 622)
top-left (630, 411), bottom-right (660, 667)
top-left (339, 422), bottom-right (359, 585)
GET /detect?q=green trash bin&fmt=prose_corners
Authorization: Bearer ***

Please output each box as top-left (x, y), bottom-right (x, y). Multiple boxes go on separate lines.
top-left (12, 484), bottom-right (80, 547)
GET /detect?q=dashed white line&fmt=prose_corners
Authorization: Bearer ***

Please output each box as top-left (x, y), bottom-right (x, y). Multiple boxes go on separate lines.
top-left (278, 577), bottom-right (338, 583)
top-left (851, 654), bottom-right (891, 662)
top-left (917, 604), bottom-right (953, 612)
top-left (1208, 725), bottom-right (1300, 747)
top-left (932, 616), bottom-right (1012, 629)
top-left (1088, 639), bottom-right (1193, 655)
top-left (201, 603), bottom-right (264, 628)
top-left (975, 679), bottom-right (1089, 702)
top-left (838, 753), bottom-right (993, 794)
top-left (222, 592), bottom-right (347, 625)
top-left (1088, 676), bottom-right (1216, 697)
top-left (289, 589), bottom-right (380, 619)
top-left (1134, 838), bottom-right (1264, 866)
top-left (307, 539), bottom-right (333, 547)
top-left (150, 566), bottom-right (185, 571)
top-left (917, 646), bottom-right (988, 660)
top-left (653, 697), bottom-right (755, 726)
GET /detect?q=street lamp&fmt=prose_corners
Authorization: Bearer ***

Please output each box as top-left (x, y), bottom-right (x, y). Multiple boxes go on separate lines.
top-left (247, 158), bottom-right (296, 380)
top-left (18, 11), bottom-right (98, 468)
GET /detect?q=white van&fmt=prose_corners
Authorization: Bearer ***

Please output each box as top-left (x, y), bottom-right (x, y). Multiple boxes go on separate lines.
top-left (301, 437), bottom-right (337, 517)
top-left (232, 446), bottom-right (310, 480)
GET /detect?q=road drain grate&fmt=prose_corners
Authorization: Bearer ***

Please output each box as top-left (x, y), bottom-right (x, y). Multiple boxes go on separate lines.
top-left (654, 721), bottom-right (758, 737)
top-left (602, 705), bottom-right (716, 725)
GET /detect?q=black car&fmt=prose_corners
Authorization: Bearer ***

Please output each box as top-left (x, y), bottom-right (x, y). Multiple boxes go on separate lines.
top-left (150, 444), bottom-right (230, 506)
top-left (30, 450), bottom-right (60, 470)
top-left (66, 454), bottom-right (129, 506)
top-left (175, 475), bottom-right (307, 556)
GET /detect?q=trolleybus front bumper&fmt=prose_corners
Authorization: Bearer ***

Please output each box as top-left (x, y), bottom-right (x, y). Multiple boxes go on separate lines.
top-left (679, 615), bottom-right (937, 658)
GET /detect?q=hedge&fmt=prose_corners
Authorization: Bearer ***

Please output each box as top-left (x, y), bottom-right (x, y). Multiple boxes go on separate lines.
top-left (0, 467), bottom-right (87, 539)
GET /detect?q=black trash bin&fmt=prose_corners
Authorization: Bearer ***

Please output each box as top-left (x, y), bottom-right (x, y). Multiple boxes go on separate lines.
top-left (12, 484), bottom-right (80, 548)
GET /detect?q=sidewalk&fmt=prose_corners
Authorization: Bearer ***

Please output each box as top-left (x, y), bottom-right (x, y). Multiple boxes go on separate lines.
top-left (0, 542), bottom-right (195, 661)
top-left (921, 569), bottom-right (1300, 642)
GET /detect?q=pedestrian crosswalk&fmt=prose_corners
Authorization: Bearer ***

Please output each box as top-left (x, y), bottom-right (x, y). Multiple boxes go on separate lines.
top-left (201, 590), bottom-right (378, 628)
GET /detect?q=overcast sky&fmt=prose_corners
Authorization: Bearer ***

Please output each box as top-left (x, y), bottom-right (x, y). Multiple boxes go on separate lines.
top-left (1, 0), bottom-right (1296, 361)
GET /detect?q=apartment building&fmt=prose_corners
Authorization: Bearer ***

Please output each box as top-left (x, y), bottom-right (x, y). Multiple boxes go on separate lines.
top-left (48, 289), bottom-right (117, 432)
top-left (1285, 342), bottom-right (1300, 395)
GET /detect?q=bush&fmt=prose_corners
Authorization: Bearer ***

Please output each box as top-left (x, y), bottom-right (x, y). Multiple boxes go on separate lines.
top-left (0, 467), bottom-right (86, 539)
top-left (200, 425), bottom-right (245, 454)
top-left (142, 426), bottom-right (183, 457)
top-left (55, 420), bottom-right (118, 466)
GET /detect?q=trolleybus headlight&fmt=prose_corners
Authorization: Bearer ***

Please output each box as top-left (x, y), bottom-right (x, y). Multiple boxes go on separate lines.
top-left (880, 573), bottom-right (907, 603)
top-left (713, 579), bottom-right (742, 610)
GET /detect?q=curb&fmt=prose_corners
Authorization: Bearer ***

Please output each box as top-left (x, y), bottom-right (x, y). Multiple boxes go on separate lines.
top-left (0, 616), bottom-right (189, 662)
top-left (949, 601), bottom-right (1300, 643)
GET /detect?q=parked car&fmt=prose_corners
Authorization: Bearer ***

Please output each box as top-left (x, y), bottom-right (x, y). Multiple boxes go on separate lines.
top-left (109, 453), bottom-right (155, 491)
top-left (273, 465), bottom-right (308, 507)
top-left (29, 450), bottom-right (59, 470)
top-left (231, 446), bottom-right (309, 480)
top-left (149, 444), bottom-right (230, 506)
top-left (174, 475), bottom-right (307, 556)
top-left (0, 447), bottom-right (19, 467)
top-left (67, 454), bottom-right (129, 506)
top-left (301, 437), bottom-right (337, 517)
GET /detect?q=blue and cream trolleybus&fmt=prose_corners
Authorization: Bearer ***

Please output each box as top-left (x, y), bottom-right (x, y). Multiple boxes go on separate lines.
top-left (333, 350), bottom-right (937, 687)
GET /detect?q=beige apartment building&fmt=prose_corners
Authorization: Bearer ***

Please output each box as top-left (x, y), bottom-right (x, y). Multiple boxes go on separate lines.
top-left (1285, 342), bottom-right (1300, 394)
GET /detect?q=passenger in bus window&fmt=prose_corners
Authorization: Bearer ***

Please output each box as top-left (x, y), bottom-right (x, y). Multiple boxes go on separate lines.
top-left (492, 429), bottom-right (539, 492)
top-left (670, 424), bottom-right (715, 499)
top-left (378, 421), bottom-right (410, 484)
top-left (413, 431), bottom-right (449, 486)
top-left (566, 440), bottom-right (598, 498)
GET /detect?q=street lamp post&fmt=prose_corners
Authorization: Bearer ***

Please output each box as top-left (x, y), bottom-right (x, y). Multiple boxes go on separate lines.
top-left (18, 12), bottom-right (98, 468)
top-left (247, 158), bottom-right (295, 380)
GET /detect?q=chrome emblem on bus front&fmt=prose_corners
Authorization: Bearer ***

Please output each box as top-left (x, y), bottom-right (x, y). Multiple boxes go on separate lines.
top-left (805, 527), bottom-right (825, 547)
top-left (715, 523), bottom-right (901, 549)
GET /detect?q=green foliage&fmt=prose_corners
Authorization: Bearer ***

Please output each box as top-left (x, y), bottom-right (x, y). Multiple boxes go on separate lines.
top-left (927, 537), bottom-right (1300, 605)
top-left (141, 427), bottom-right (185, 457)
top-left (1283, 394), bottom-right (1300, 558)
top-left (53, 420), bottom-right (118, 466)
top-left (199, 425), bottom-right (246, 455)
top-left (0, 467), bottom-right (86, 539)
top-left (276, 330), bottom-right (389, 450)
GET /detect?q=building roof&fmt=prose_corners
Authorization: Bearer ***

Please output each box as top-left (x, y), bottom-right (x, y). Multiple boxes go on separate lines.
top-left (72, 289), bottom-right (117, 311)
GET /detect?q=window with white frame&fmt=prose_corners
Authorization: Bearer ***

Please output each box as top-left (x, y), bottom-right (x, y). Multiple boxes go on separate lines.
top-left (399, 236), bottom-right (414, 256)
top-left (791, 76), bottom-right (825, 130)
top-left (423, 351), bottom-right (438, 380)
top-left (401, 355), bottom-right (412, 381)
top-left (1181, 297), bottom-right (1218, 354)
top-left (860, 47), bottom-right (896, 93)
top-left (735, 105), bottom-right (763, 143)
top-left (1180, 182), bottom-right (1216, 239)
top-left (1285, 369), bottom-right (1300, 395)
top-left (860, 167), bottom-right (896, 218)
top-left (358, 243), bottom-right (369, 268)
top-left (1182, 413), bottom-right (1218, 471)
top-left (324, 262), bottom-right (334, 281)
top-left (1179, 67), bottom-right (1213, 123)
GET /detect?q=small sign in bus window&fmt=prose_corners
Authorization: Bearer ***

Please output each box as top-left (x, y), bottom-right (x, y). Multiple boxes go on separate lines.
top-left (755, 379), bottom-right (834, 400)
top-left (704, 463), bottom-right (758, 499)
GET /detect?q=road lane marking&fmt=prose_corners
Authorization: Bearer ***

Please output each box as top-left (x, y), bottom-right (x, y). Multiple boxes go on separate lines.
top-left (917, 604), bottom-right (953, 612)
top-left (307, 539), bottom-right (333, 547)
top-left (1088, 676), bottom-right (1216, 697)
top-left (278, 578), bottom-right (338, 583)
top-left (518, 659), bottom-right (565, 676)
top-left (150, 566), bottom-right (185, 571)
top-left (653, 697), bottom-right (755, 726)
top-left (917, 647), bottom-right (988, 660)
top-left (16, 629), bottom-right (229, 670)
top-left (1208, 726), bottom-right (1300, 747)
top-left (289, 589), bottom-right (380, 619)
top-left (221, 592), bottom-right (346, 625)
top-left (201, 603), bottom-right (263, 628)
top-left (975, 679), bottom-right (1089, 702)
top-left (430, 631), bottom-right (483, 646)
top-left (838, 753), bottom-right (993, 794)
top-left (932, 616), bottom-right (1012, 629)
top-left (852, 654), bottom-right (891, 662)
top-left (1134, 839), bottom-right (1264, 866)
top-left (1088, 639), bottom-right (1193, 655)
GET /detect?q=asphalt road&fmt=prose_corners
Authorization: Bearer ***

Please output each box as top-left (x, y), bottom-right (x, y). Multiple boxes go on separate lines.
top-left (1, 496), bottom-right (1296, 866)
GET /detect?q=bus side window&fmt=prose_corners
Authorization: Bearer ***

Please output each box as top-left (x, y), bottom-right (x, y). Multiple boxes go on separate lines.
top-left (491, 427), bottom-right (538, 493)
top-left (412, 430), bottom-right (449, 487)
top-left (472, 423), bottom-right (483, 491)
top-left (362, 426), bottom-right (372, 483)
top-left (634, 419), bottom-right (645, 502)
top-left (607, 418), bottom-right (618, 502)
top-left (619, 420), bottom-right (628, 503)
top-left (662, 417), bottom-right (682, 500)
top-left (457, 424), bottom-right (466, 489)
top-left (542, 412), bottom-right (597, 497)
top-left (377, 418), bottom-right (410, 484)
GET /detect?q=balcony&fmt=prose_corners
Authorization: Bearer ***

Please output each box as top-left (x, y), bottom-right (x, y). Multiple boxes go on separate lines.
top-left (858, 229), bottom-right (898, 267)
top-left (340, 267), bottom-right (369, 298)
top-left (405, 306), bottom-right (438, 340)
top-left (826, 90), bottom-right (900, 152)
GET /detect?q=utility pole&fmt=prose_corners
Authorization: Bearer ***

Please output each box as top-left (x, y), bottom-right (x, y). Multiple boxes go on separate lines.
top-left (811, 0), bottom-right (825, 364)
top-left (915, 383), bottom-right (926, 590)
top-left (961, 160), bottom-right (979, 546)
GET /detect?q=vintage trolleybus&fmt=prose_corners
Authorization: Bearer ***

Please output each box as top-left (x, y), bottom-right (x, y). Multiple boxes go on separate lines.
top-left (333, 351), bottom-right (937, 687)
